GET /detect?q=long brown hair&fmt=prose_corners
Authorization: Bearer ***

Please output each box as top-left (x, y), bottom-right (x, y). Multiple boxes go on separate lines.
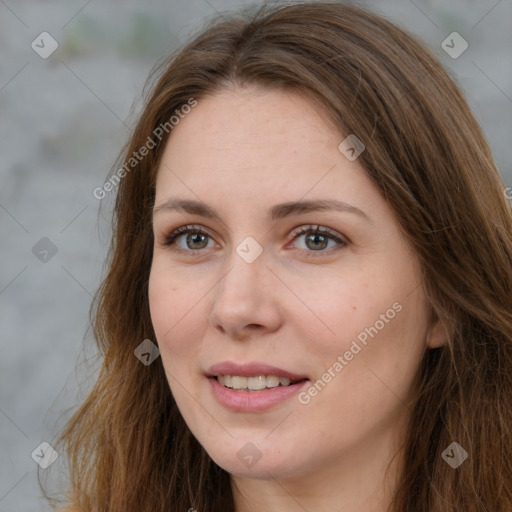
top-left (43, 1), bottom-right (512, 510)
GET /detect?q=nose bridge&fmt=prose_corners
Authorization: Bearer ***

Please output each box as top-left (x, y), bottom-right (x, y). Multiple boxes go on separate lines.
top-left (216, 236), bottom-right (267, 306)
top-left (209, 236), bottom-right (279, 335)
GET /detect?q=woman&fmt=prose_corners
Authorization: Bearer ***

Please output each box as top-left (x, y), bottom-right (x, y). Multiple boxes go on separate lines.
top-left (47, 1), bottom-right (512, 511)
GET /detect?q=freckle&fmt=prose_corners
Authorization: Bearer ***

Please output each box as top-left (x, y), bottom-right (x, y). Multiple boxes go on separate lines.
top-left (352, 306), bottom-right (357, 311)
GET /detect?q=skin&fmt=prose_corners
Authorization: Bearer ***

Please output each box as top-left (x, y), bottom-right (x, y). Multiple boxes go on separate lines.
top-left (148, 86), bottom-right (447, 512)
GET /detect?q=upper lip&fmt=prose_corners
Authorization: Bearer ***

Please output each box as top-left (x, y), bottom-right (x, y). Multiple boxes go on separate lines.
top-left (206, 362), bottom-right (309, 381)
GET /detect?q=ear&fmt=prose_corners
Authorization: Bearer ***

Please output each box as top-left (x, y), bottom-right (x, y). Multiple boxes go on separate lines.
top-left (426, 310), bottom-right (450, 349)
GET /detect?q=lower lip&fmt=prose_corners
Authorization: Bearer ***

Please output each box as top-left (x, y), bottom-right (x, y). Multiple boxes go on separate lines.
top-left (208, 376), bottom-right (309, 412)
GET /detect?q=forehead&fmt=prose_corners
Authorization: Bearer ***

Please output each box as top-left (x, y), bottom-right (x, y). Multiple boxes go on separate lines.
top-left (155, 87), bottom-right (372, 201)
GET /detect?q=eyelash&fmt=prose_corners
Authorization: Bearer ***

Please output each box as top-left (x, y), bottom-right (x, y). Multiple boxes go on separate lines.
top-left (161, 224), bottom-right (348, 257)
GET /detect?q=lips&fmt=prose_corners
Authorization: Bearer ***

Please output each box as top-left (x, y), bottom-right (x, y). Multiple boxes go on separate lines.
top-left (205, 361), bottom-right (310, 411)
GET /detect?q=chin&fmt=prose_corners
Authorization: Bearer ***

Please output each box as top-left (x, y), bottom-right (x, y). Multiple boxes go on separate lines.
top-left (215, 457), bottom-right (295, 480)
top-left (204, 442), bottom-right (308, 480)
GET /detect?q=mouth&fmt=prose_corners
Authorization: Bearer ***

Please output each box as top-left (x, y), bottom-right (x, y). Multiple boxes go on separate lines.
top-left (205, 362), bottom-right (310, 411)
top-left (212, 374), bottom-right (308, 392)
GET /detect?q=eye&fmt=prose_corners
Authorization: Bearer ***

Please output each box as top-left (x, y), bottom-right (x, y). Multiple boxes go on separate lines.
top-left (161, 223), bottom-right (348, 256)
top-left (287, 224), bottom-right (348, 257)
top-left (162, 224), bottom-right (215, 252)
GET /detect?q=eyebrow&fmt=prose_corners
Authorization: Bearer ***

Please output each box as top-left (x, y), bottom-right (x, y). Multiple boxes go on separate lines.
top-left (153, 198), bottom-right (372, 223)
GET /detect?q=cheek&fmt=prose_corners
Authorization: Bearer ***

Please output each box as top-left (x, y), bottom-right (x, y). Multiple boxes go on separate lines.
top-left (302, 261), bottom-right (427, 374)
top-left (148, 264), bottom-right (203, 361)
top-left (148, 269), bottom-right (173, 339)
top-left (304, 290), bottom-right (428, 439)
top-left (291, 268), bottom-right (398, 356)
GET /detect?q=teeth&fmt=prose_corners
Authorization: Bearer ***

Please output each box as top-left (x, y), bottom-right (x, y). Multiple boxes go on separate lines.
top-left (266, 375), bottom-right (280, 388)
top-left (217, 375), bottom-right (298, 391)
top-left (231, 376), bottom-right (247, 389)
top-left (248, 376), bottom-right (266, 390)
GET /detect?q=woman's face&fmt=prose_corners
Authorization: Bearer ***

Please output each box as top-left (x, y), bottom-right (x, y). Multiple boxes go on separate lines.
top-left (148, 87), bottom-right (441, 481)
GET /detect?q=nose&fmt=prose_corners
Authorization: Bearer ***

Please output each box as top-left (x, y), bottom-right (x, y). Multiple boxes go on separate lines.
top-left (209, 245), bottom-right (282, 340)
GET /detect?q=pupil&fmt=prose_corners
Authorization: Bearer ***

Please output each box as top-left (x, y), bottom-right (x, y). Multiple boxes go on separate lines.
top-left (308, 233), bottom-right (327, 250)
top-left (189, 233), bottom-right (207, 249)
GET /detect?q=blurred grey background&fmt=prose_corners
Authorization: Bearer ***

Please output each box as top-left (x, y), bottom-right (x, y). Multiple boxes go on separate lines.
top-left (1, 0), bottom-right (511, 510)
